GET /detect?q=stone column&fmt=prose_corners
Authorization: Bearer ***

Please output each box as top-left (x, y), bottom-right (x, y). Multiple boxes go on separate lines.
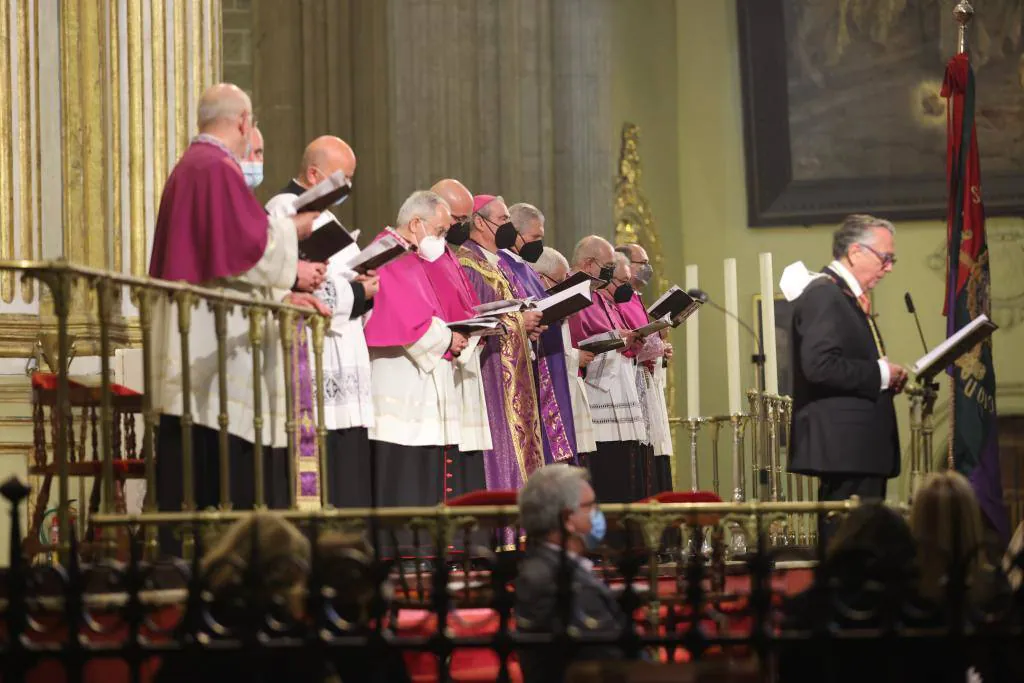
top-left (551, 0), bottom-right (615, 256)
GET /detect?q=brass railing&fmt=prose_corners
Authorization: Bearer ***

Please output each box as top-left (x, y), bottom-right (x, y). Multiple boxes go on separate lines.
top-left (0, 259), bottom-right (330, 562)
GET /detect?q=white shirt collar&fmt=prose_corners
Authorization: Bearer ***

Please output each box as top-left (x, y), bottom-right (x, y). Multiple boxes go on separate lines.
top-left (481, 246), bottom-right (500, 266)
top-left (829, 260), bottom-right (864, 298)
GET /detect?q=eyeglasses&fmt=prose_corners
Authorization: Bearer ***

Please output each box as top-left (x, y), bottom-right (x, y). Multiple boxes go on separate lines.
top-left (858, 242), bottom-right (897, 266)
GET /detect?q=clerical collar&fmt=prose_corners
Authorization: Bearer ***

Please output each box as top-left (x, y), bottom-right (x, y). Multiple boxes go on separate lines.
top-left (469, 240), bottom-right (500, 265)
top-left (191, 134), bottom-right (241, 169)
top-left (283, 179), bottom-right (307, 197)
top-left (502, 248), bottom-right (525, 264)
top-left (828, 260), bottom-right (863, 298)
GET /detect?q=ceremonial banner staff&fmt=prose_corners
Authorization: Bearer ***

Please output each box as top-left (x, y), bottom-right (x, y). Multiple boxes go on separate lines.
top-left (941, 1), bottom-right (1007, 541)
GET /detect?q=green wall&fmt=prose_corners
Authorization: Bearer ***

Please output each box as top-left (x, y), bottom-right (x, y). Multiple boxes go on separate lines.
top-left (612, 0), bottom-right (1024, 501)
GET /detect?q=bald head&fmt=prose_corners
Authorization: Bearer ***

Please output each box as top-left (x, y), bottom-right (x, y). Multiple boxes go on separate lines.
top-left (572, 235), bottom-right (615, 281)
top-left (196, 83), bottom-right (253, 158)
top-left (298, 136), bottom-right (356, 189)
top-left (431, 179), bottom-right (473, 220)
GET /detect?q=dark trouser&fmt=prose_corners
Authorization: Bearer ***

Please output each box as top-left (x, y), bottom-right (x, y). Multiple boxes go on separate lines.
top-left (817, 474), bottom-right (887, 547)
top-left (155, 414), bottom-right (290, 558)
top-left (325, 427), bottom-right (372, 508)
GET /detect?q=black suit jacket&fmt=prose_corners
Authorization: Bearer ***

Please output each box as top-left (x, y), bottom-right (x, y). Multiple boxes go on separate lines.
top-left (787, 267), bottom-right (899, 477)
top-left (515, 544), bottom-right (625, 683)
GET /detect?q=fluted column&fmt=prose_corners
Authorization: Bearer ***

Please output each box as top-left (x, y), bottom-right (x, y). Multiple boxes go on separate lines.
top-left (0, 0), bottom-right (221, 356)
top-left (551, 0), bottom-right (615, 256)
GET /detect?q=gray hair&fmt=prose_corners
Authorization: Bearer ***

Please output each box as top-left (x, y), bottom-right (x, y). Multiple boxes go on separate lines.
top-left (612, 251), bottom-right (629, 268)
top-left (396, 190), bottom-right (449, 228)
top-left (532, 246), bottom-right (570, 280)
top-left (518, 464), bottom-right (589, 539)
top-left (197, 83), bottom-right (252, 130)
top-left (509, 203), bottom-right (545, 234)
top-left (832, 214), bottom-right (895, 260)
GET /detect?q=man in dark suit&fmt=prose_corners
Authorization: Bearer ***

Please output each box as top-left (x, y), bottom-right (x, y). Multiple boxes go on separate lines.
top-left (515, 464), bottom-right (626, 683)
top-left (782, 215), bottom-right (908, 535)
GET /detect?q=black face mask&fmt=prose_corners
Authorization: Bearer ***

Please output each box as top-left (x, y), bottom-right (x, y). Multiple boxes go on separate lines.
top-left (446, 220), bottom-right (471, 247)
top-left (494, 221), bottom-right (517, 250)
top-left (613, 282), bottom-right (635, 304)
top-left (518, 239), bottom-right (544, 263)
top-left (597, 264), bottom-right (615, 283)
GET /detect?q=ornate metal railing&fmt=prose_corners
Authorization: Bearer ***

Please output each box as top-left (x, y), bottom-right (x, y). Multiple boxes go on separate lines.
top-left (0, 486), bottom-right (1020, 682)
top-left (0, 259), bottom-right (329, 563)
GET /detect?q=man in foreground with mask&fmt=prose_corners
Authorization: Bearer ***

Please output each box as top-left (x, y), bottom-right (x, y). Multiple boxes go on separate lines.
top-left (502, 202), bottom-right (578, 466)
top-left (265, 135), bottom-right (379, 508)
top-left (363, 191), bottom-right (466, 511)
top-left (567, 236), bottom-right (646, 503)
top-left (458, 195), bottom-right (546, 496)
top-left (614, 244), bottom-right (674, 494)
top-left (148, 83), bottom-right (327, 553)
top-left (515, 464), bottom-right (623, 682)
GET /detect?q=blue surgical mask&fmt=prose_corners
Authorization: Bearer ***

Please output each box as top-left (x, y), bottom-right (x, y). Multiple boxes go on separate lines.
top-left (241, 161), bottom-right (263, 189)
top-left (584, 507), bottom-right (606, 550)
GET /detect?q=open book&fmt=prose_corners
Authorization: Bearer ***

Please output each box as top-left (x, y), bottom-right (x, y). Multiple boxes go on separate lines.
top-left (473, 298), bottom-right (533, 316)
top-left (546, 270), bottom-right (602, 295)
top-left (534, 279), bottom-right (593, 326)
top-left (911, 314), bottom-right (998, 380)
top-left (298, 217), bottom-right (356, 262)
top-left (578, 331), bottom-right (626, 355)
top-left (633, 315), bottom-right (673, 338)
top-left (292, 171), bottom-right (352, 214)
top-left (647, 286), bottom-right (701, 326)
top-left (447, 317), bottom-right (505, 338)
top-left (343, 235), bottom-right (409, 274)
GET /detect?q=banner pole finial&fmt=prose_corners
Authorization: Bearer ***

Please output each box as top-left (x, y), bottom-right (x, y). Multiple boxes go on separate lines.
top-left (954, 1), bottom-right (975, 55)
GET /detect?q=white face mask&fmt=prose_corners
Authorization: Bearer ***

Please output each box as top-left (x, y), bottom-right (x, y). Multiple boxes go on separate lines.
top-left (240, 161), bottom-right (263, 189)
top-left (417, 234), bottom-right (446, 263)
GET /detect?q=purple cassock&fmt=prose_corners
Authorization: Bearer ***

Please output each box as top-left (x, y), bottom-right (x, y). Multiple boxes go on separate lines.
top-left (498, 250), bottom-right (578, 464)
top-left (457, 240), bottom-right (545, 490)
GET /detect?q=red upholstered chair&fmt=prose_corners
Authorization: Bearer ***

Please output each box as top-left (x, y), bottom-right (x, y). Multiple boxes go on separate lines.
top-left (639, 490), bottom-right (723, 526)
top-left (28, 372), bottom-right (146, 559)
top-left (445, 490), bottom-right (519, 507)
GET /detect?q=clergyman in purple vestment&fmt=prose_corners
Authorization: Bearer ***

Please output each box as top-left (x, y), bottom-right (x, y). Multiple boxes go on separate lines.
top-left (458, 195), bottom-right (545, 492)
top-left (502, 202), bottom-right (578, 464)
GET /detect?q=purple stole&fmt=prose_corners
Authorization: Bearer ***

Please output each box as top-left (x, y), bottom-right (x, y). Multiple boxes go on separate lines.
top-left (293, 321), bottom-right (320, 506)
top-left (498, 251), bottom-right (578, 464)
top-left (457, 241), bottom-right (544, 490)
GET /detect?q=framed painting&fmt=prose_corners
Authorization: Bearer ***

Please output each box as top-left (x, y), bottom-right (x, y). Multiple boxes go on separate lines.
top-left (737, 0), bottom-right (1024, 227)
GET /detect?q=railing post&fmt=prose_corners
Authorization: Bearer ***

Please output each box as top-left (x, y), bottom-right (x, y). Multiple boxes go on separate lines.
top-left (2, 477), bottom-right (31, 683)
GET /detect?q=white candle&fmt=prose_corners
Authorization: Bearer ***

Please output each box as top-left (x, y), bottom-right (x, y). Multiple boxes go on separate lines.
top-left (685, 264), bottom-right (700, 419)
top-left (758, 253), bottom-right (779, 395)
top-left (723, 258), bottom-right (742, 414)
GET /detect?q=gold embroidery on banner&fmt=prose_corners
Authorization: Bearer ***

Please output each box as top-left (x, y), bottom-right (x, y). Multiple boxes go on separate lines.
top-left (458, 251), bottom-right (544, 478)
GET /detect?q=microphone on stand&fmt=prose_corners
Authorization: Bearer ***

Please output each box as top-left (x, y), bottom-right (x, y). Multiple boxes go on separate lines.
top-left (686, 287), bottom-right (766, 368)
top-left (904, 292), bottom-right (930, 356)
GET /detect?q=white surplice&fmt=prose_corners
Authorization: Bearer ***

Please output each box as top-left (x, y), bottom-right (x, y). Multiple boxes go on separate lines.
top-left (560, 323), bottom-right (596, 453)
top-left (150, 215), bottom-right (298, 447)
top-left (582, 347), bottom-right (647, 445)
top-left (265, 194), bottom-right (374, 432)
top-left (651, 360), bottom-right (673, 457)
top-left (366, 316), bottom-right (460, 447)
top-left (453, 335), bottom-right (492, 452)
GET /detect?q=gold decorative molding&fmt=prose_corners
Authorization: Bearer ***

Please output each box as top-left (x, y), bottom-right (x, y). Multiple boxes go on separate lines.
top-left (127, 0), bottom-right (145, 279)
top-left (151, 0), bottom-right (167, 224)
top-left (109, 0), bottom-right (122, 274)
top-left (17, 0), bottom-right (34, 303)
top-left (0, 1), bottom-right (13, 302)
top-left (613, 122), bottom-right (678, 475)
